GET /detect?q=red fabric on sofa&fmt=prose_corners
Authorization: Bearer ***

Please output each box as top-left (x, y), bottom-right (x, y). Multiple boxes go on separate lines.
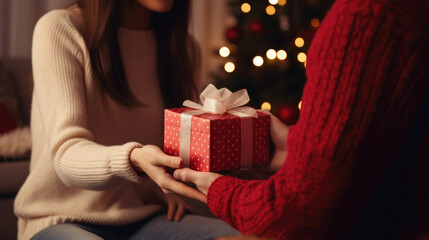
top-left (0, 101), bottom-right (18, 135)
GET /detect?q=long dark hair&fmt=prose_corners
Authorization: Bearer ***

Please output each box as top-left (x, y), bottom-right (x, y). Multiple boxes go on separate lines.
top-left (76, 0), bottom-right (198, 108)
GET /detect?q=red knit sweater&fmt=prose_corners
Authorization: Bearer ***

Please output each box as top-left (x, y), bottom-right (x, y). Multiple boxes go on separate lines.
top-left (207, 0), bottom-right (429, 239)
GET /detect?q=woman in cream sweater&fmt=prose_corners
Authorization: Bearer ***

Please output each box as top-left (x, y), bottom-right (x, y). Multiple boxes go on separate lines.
top-left (14, 0), bottom-right (239, 239)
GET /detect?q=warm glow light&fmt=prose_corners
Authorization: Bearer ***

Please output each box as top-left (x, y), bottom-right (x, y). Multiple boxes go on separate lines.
top-left (311, 18), bottom-right (320, 28)
top-left (298, 101), bottom-right (302, 110)
top-left (297, 52), bottom-right (307, 62)
top-left (278, 0), bottom-right (287, 6)
top-left (269, 0), bottom-right (279, 5)
top-left (304, 61), bottom-right (307, 68)
top-left (265, 5), bottom-right (276, 15)
top-left (224, 62), bottom-right (235, 73)
top-left (277, 50), bottom-right (287, 60)
top-left (241, 3), bottom-right (251, 13)
top-left (253, 56), bottom-right (264, 67)
top-left (219, 46), bottom-right (230, 57)
top-left (261, 102), bottom-right (272, 110)
top-left (229, 44), bottom-right (237, 53)
top-left (266, 49), bottom-right (277, 60)
top-left (295, 37), bottom-right (304, 48)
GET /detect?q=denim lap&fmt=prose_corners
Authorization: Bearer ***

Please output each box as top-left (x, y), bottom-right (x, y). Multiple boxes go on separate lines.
top-left (128, 214), bottom-right (240, 240)
top-left (31, 223), bottom-right (104, 240)
top-left (31, 213), bottom-right (240, 240)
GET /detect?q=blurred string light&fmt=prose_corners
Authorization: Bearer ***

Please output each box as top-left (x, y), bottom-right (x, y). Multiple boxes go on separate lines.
top-left (253, 56), bottom-right (264, 67)
top-left (311, 18), bottom-right (320, 28)
top-left (295, 37), bottom-right (304, 48)
top-left (261, 102), bottom-right (272, 110)
top-left (278, 0), bottom-right (287, 6)
top-left (266, 5), bottom-right (276, 15)
top-left (269, 0), bottom-right (278, 5)
top-left (241, 3), bottom-right (251, 13)
top-left (277, 50), bottom-right (287, 60)
top-left (297, 52), bottom-right (307, 62)
top-left (219, 46), bottom-right (230, 57)
top-left (224, 62), bottom-right (235, 73)
top-left (279, 15), bottom-right (290, 31)
top-left (266, 49), bottom-right (277, 60)
top-left (298, 101), bottom-right (302, 110)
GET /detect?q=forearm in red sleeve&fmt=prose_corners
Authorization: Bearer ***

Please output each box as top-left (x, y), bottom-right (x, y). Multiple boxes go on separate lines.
top-left (206, 0), bottom-right (429, 238)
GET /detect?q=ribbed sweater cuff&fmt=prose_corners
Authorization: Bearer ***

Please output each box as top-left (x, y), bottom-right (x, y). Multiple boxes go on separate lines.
top-left (207, 176), bottom-right (243, 223)
top-left (110, 142), bottom-right (143, 183)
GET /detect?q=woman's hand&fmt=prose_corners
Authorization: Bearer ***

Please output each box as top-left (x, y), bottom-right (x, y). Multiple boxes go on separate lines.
top-left (258, 109), bottom-right (289, 172)
top-left (162, 193), bottom-right (193, 221)
top-left (173, 168), bottom-right (223, 202)
top-left (130, 145), bottom-right (206, 202)
top-left (172, 110), bottom-right (289, 202)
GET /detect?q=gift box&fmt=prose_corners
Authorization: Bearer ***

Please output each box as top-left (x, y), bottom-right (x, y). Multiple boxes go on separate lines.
top-left (163, 84), bottom-right (270, 172)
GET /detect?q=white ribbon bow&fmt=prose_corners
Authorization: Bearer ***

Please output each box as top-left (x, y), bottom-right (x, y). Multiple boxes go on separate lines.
top-left (183, 84), bottom-right (258, 118)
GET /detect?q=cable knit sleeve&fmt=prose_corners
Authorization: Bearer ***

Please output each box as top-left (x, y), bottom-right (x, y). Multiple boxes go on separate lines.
top-left (31, 10), bottom-right (143, 190)
top-left (207, 0), bottom-right (429, 238)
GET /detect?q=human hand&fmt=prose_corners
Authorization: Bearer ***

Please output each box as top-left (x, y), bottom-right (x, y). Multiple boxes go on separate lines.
top-left (258, 109), bottom-right (289, 171)
top-left (162, 193), bottom-right (193, 221)
top-left (130, 145), bottom-right (206, 202)
top-left (173, 168), bottom-right (223, 202)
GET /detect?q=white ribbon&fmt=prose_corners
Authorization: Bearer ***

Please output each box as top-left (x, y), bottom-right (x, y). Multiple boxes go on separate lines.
top-left (183, 84), bottom-right (258, 118)
top-left (179, 110), bottom-right (205, 167)
top-left (179, 84), bottom-right (258, 170)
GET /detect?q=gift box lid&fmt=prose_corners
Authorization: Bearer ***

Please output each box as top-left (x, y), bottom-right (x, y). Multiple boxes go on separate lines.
top-left (165, 107), bottom-right (270, 134)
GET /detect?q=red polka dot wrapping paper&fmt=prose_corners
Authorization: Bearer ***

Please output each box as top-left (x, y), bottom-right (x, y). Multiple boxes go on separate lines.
top-left (164, 107), bottom-right (270, 172)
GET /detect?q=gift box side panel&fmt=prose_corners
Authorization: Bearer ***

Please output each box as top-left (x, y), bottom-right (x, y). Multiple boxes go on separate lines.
top-left (164, 109), bottom-right (213, 171)
top-left (164, 109), bottom-right (182, 157)
top-left (164, 123), bottom-right (180, 157)
top-left (189, 117), bottom-right (211, 172)
top-left (252, 114), bottom-right (271, 166)
top-left (210, 118), bottom-right (242, 172)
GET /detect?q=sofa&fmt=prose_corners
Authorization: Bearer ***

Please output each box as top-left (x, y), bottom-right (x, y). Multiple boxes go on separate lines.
top-left (0, 58), bottom-right (33, 240)
top-left (0, 161), bottom-right (29, 240)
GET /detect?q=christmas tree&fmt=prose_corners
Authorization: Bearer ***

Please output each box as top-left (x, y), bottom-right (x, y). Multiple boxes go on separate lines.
top-left (213, 0), bottom-right (335, 125)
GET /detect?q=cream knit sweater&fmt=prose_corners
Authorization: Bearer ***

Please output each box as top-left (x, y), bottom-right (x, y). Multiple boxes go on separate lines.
top-left (14, 6), bottom-right (199, 240)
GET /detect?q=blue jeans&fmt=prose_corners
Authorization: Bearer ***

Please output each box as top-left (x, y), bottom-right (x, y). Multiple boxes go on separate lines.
top-left (31, 213), bottom-right (240, 240)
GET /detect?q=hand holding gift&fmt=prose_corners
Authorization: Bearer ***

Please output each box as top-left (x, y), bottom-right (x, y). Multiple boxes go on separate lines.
top-left (130, 145), bottom-right (206, 203)
top-left (173, 109), bottom-right (289, 203)
top-left (164, 84), bottom-right (271, 172)
top-left (259, 109), bottom-right (288, 172)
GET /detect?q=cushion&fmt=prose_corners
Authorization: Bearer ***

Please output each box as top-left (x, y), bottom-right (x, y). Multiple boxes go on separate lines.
top-left (0, 101), bottom-right (18, 135)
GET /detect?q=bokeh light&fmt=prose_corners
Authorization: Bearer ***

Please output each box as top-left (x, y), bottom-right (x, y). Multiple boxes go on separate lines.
top-left (295, 37), bottom-right (304, 48)
top-left (277, 50), bottom-right (287, 60)
top-left (261, 102), bottom-right (272, 110)
top-left (266, 49), bottom-right (277, 60)
top-left (219, 46), bottom-right (230, 57)
top-left (241, 3), bottom-right (251, 13)
top-left (311, 18), bottom-right (320, 28)
top-left (266, 5), bottom-right (276, 15)
top-left (224, 62), bottom-right (235, 73)
top-left (297, 52), bottom-right (307, 62)
top-left (253, 56), bottom-right (264, 67)
top-left (278, 0), bottom-right (287, 6)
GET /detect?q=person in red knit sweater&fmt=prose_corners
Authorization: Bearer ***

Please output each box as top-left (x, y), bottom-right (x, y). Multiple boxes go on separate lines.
top-left (171, 0), bottom-right (429, 239)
